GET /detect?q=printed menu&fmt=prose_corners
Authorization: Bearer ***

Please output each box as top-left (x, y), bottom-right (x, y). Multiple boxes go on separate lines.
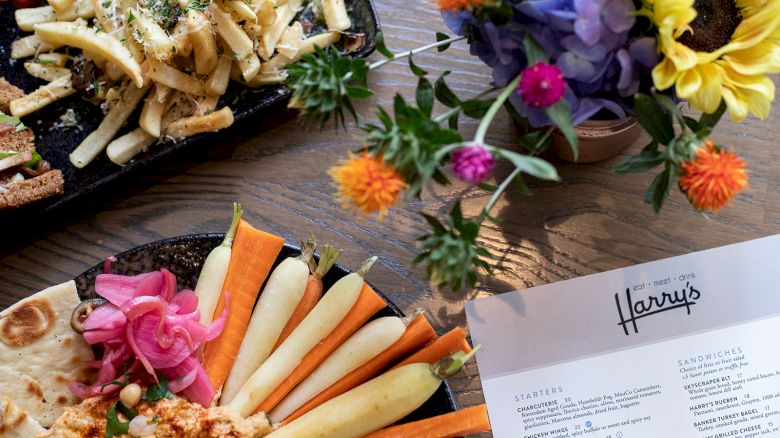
top-left (466, 235), bottom-right (780, 438)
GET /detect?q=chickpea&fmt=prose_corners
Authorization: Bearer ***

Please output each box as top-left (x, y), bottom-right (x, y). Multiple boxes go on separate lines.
top-left (119, 383), bottom-right (143, 408)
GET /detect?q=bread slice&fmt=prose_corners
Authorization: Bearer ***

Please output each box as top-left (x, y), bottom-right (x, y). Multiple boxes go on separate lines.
top-left (0, 129), bottom-right (36, 153)
top-left (0, 78), bottom-right (25, 114)
top-left (0, 169), bottom-right (64, 209)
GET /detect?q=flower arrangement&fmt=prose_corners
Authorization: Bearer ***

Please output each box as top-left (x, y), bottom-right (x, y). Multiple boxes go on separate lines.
top-left (286, 0), bottom-right (777, 291)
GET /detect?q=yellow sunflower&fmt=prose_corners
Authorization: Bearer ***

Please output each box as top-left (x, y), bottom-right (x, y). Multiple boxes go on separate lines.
top-left (648, 0), bottom-right (780, 121)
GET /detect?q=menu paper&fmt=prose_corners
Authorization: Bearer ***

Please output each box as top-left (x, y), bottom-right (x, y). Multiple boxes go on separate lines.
top-left (466, 235), bottom-right (780, 438)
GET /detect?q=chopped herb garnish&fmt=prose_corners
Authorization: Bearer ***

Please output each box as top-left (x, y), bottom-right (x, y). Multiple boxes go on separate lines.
top-left (102, 0), bottom-right (111, 8)
top-left (36, 59), bottom-right (57, 65)
top-left (151, 415), bottom-right (159, 423)
top-left (127, 10), bottom-right (135, 24)
top-left (106, 402), bottom-right (131, 438)
top-left (95, 23), bottom-right (105, 32)
top-left (184, 0), bottom-right (208, 12)
top-left (143, 376), bottom-right (175, 402)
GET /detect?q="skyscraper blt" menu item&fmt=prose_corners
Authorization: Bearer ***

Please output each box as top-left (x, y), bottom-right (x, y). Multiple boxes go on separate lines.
top-left (466, 235), bottom-right (779, 438)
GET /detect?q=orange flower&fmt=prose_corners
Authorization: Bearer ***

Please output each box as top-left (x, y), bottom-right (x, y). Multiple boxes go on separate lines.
top-left (679, 141), bottom-right (747, 212)
top-left (329, 152), bottom-right (406, 216)
top-left (438, 0), bottom-right (483, 11)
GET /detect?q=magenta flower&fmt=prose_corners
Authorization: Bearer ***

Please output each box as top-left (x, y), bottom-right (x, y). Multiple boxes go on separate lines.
top-left (518, 62), bottom-right (566, 108)
top-left (451, 144), bottom-right (495, 185)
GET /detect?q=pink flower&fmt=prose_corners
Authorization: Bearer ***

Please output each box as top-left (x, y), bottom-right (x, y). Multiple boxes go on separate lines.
top-left (517, 62), bottom-right (566, 108)
top-left (451, 144), bottom-right (495, 185)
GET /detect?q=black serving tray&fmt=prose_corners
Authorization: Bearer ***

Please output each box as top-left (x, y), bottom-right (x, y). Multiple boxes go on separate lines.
top-left (74, 234), bottom-right (458, 427)
top-left (0, 0), bottom-right (379, 228)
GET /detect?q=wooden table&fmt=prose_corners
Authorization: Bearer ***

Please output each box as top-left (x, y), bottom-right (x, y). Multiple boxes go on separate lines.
top-left (1, 1), bottom-right (778, 436)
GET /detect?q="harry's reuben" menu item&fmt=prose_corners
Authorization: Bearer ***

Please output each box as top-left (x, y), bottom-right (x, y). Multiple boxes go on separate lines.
top-left (466, 235), bottom-right (780, 438)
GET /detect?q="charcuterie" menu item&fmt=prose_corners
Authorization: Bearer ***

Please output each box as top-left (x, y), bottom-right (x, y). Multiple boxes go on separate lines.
top-left (466, 235), bottom-right (780, 438)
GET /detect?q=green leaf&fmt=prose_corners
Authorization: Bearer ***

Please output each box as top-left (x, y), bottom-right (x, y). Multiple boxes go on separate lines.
top-left (698, 100), bottom-right (727, 132)
top-left (683, 116), bottom-right (700, 132)
top-left (498, 149), bottom-right (560, 181)
top-left (545, 100), bottom-right (578, 158)
top-left (448, 112), bottom-right (459, 130)
top-left (634, 93), bottom-right (674, 144)
top-left (106, 402), bottom-right (130, 438)
top-left (375, 32), bottom-right (394, 59)
top-left (346, 85), bottom-right (373, 99)
top-left (523, 34), bottom-right (548, 65)
top-left (116, 402), bottom-right (137, 421)
top-left (614, 149), bottom-right (665, 174)
top-left (0, 112), bottom-right (26, 131)
top-left (477, 182), bottom-right (497, 192)
top-left (408, 54), bottom-right (427, 77)
top-left (0, 151), bottom-right (43, 168)
top-left (434, 72), bottom-right (460, 108)
top-left (416, 77), bottom-right (434, 118)
top-left (461, 98), bottom-right (493, 119)
top-left (513, 174), bottom-right (533, 196)
top-left (143, 376), bottom-right (175, 402)
top-left (435, 32), bottom-right (451, 52)
top-left (644, 164), bottom-right (674, 213)
top-left (518, 130), bottom-right (551, 155)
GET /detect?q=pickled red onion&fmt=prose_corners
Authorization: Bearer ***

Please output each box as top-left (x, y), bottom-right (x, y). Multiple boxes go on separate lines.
top-left (70, 268), bottom-right (228, 406)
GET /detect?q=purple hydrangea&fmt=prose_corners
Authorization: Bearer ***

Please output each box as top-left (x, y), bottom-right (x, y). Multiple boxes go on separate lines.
top-left (443, 0), bottom-right (658, 127)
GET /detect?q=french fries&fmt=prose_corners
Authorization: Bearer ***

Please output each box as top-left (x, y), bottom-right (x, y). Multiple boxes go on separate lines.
top-left (145, 60), bottom-right (205, 96)
top-left (9, 75), bottom-right (76, 117)
top-left (210, 2), bottom-right (254, 60)
top-left (10, 0), bottom-right (356, 168)
top-left (131, 11), bottom-right (176, 61)
top-left (34, 22), bottom-right (144, 87)
top-left (106, 128), bottom-right (157, 165)
top-left (206, 56), bottom-right (233, 96)
top-left (14, 0), bottom-right (95, 31)
top-left (24, 62), bottom-right (71, 82)
top-left (186, 10), bottom-right (219, 75)
top-left (165, 107), bottom-right (234, 139)
top-left (69, 82), bottom-right (151, 168)
top-left (11, 35), bottom-right (62, 59)
top-left (322, 0), bottom-right (352, 31)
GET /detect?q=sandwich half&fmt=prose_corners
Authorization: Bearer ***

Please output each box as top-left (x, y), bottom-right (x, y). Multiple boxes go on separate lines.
top-left (0, 78), bottom-right (63, 209)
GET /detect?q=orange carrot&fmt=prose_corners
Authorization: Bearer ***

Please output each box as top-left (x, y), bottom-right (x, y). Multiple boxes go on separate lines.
top-left (255, 283), bottom-right (387, 414)
top-left (272, 244), bottom-right (342, 351)
top-left (392, 327), bottom-right (471, 369)
top-left (282, 313), bottom-right (436, 424)
top-left (203, 220), bottom-right (285, 390)
top-left (363, 404), bottom-right (491, 438)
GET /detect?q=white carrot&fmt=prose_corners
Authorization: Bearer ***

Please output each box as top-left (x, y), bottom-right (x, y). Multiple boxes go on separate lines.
top-left (268, 316), bottom-right (406, 423)
top-left (226, 257), bottom-right (377, 418)
top-left (266, 348), bottom-right (480, 438)
top-left (195, 202), bottom-right (242, 325)
top-left (220, 237), bottom-right (317, 405)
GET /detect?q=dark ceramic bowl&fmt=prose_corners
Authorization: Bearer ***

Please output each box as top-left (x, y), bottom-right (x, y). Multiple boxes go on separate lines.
top-left (74, 234), bottom-right (457, 425)
top-left (0, 1), bottom-right (379, 228)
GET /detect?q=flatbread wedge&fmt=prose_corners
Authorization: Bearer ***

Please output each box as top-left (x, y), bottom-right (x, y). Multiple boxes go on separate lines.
top-left (0, 396), bottom-right (46, 437)
top-left (0, 281), bottom-right (95, 427)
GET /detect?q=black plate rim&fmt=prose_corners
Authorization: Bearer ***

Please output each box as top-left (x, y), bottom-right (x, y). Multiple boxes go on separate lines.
top-left (74, 232), bottom-right (459, 419)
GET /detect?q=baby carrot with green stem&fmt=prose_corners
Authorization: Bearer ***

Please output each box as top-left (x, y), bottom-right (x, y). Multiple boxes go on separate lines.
top-left (272, 244), bottom-right (342, 351)
top-left (203, 220), bottom-right (286, 390)
top-left (195, 202), bottom-right (242, 326)
top-left (220, 237), bottom-right (318, 405)
top-left (266, 347), bottom-right (481, 438)
top-left (363, 404), bottom-right (491, 438)
top-left (225, 257), bottom-right (378, 417)
top-left (280, 313), bottom-right (436, 424)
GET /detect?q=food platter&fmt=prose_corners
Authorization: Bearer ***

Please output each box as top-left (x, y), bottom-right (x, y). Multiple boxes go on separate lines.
top-left (0, 0), bottom-right (379, 229)
top-left (73, 233), bottom-right (458, 425)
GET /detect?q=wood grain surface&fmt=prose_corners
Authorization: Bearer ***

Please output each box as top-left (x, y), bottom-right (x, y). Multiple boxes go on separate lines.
top-left (1, 1), bottom-right (779, 436)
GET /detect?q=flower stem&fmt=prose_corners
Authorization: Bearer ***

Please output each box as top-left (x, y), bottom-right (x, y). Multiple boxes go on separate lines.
top-left (433, 107), bottom-right (461, 123)
top-left (474, 74), bottom-right (522, 145)
top-left (478, 126), bottom-right (554, 221)
top-left (368, 36), bottom-right (467, 71)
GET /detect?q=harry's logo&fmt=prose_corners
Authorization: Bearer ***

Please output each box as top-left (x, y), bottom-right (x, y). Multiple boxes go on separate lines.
top-left (615, 282), bottom-right (701, 335)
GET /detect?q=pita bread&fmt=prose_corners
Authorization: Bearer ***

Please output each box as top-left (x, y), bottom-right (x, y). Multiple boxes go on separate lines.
top-left (0, 281), bottom-right (95, 427)
top-left (0, 396), bottom-right (46, 437)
